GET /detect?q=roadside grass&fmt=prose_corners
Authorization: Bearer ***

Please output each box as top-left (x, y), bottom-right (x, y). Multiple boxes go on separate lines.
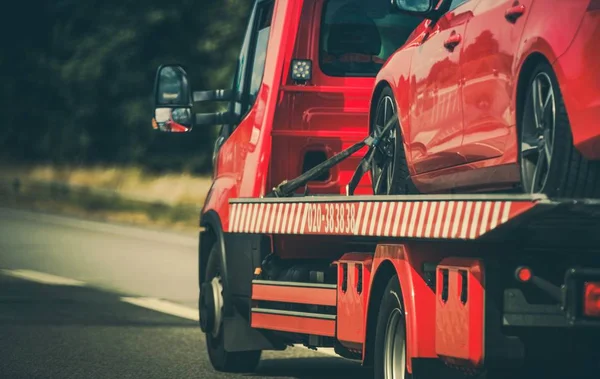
top-left (0, 164), bottom-right (211, 233)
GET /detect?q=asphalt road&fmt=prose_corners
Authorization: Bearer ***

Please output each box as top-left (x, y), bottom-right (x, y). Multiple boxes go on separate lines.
top-left (0, 208), bottom-right (369, 379)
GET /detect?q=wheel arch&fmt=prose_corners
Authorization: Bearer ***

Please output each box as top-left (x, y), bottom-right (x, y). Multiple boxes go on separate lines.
top-left (363, 259), bottom-right (399, 366)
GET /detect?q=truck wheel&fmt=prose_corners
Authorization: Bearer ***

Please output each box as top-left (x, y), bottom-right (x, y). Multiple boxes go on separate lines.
top-left (374, 275), bottom-right (410, 379)
top-left (371, 87), bottom-right (415, 195)
top-left (201, 243), bottom-right (261, 372)
top-left (519, 61), bottom-right (600, 197)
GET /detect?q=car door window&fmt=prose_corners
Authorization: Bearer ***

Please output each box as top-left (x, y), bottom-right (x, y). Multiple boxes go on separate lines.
top-left (449, 0), bottom-right (470, 11)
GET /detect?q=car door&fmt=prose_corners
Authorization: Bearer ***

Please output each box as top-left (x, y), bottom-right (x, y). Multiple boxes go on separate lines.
top-left (460, 0), bottom-right (534, 162)
top-left (212, 0), bottom-right (274, 195)
top-left (409, 0), bottom-right (477, 174)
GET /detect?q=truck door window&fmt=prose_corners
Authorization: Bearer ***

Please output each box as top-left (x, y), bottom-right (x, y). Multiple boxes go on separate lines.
top-left (229, 1), bottom-right (273, 128)
top-left (249, 3), bottom-right (273, 103)
top-left (320, 0), bottom-right (422, 77)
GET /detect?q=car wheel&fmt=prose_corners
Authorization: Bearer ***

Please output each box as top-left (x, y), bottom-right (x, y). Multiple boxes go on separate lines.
top-left (202, 243), bottom-right (261, 372)
top-left (374, 275), bottom-right (410, 379)
top-left (519, 62), bottom-right (600, 197)
top-left (371, 87), bottom-right (416, 195)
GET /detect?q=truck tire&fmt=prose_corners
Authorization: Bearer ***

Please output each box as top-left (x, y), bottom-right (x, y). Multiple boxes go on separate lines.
top-left (202, 243), bottom-right (261, 373)
top-left (519, 61), bottom-right (600, 197)
top-left (374, 275), bottom-right (410, 379)
top-left (371, 87), bottom-right (415, 195)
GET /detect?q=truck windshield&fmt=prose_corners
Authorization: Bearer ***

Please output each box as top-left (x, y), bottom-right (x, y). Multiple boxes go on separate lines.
top-left (320, 0), bottom-right (423, 77)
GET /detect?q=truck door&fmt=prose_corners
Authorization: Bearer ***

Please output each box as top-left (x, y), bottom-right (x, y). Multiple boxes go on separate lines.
top-left (213, 0), bottom-right (275, 196)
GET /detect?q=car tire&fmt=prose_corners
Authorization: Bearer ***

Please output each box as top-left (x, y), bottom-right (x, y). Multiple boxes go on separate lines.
top-left (374, 275), bottom-right (410, 379)
top-left (519, 61), bottom-right (600, 198)
top-left (203, 243), bottom-right (262, 373)
top-left (370, 87), bottom-right (417, 195)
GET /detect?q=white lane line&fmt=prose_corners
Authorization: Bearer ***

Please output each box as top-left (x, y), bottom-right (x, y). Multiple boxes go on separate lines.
top-left (1, 269), bottom-right (86, 286)
top-left (121, 297), bottom-right (199, 321)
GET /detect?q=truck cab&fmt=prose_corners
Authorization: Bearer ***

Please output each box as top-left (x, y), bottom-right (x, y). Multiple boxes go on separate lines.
top-left (152, 0), bottom-right (421, 228)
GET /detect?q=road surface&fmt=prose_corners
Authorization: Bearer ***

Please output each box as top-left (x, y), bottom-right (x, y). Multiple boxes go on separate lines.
top-left (0, 208), bottom-right (369, 379)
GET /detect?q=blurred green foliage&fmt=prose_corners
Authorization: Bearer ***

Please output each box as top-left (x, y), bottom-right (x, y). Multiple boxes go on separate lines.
top-left (0, 0), bottom-right (251, 174)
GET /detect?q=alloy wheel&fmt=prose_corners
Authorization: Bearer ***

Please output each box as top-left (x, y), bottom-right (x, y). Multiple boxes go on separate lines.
top-left (372, 95), bottom-right (398, 195)
top-left (521, 72), bottom-right (556, 193)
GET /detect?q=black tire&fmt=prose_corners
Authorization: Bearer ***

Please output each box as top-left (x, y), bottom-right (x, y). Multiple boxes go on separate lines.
top-left (519, 61), bottom-right (600, 198)
top-left (374, 275), bottom-right (410, 379)
top-left (370, 87), bottom-right (416, 195)
top-left (203, 243), bottom-right (261, 373)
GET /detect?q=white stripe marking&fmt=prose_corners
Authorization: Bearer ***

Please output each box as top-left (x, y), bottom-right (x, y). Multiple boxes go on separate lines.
top-left (300, 204), bottom-right (309, 234)
top-left (269, 204), bottom-right (279, 232)
top-left (407, 203), bottom-right (420, 237)
top-left (293, 204), bottom-right (304, 234)
top-left (279, 204), bottom-right (290, 234)
top-left (255, 203), bottom-right (265, 233)
top-left (287, 203), bottom-right (297, 234)
top-left (415, 202), bottom-right (429, 238)
top-left (442, 201), bottom-right (454, 238)
top-left (384, 203), bottom-right (396, 236)
top-left (376, 203), bottom-right (388, 236)
top-left (479, 201), bottom-right (493, 235)
top-left (433, 201), bottom-right (446, 238)
top-left (243, 204), bottom-right (253, 232)
top-left (399, 202), bottom-right (411, 236)
top-left (121, 297), bottom-right (198, 321)
top-left (361, 203), bottom-right (373, 235)
top-left (460, 202), bottom-right (474, 239)
top-left (249, 203), bottom-right (259, 233)
top-left (425, 202), bottom-right (437, 238)
top-left (469, 202), bottom-right (483, 239)
top-left (501, 202), bottom-right (512, 223)
top-left (369, 203), bottom-right (380, 236)
top-left (490, 202), bottom-right (502, 230)
top-left (1, 269), bottom-right (85, 286)
top-left (451, 202), bottom-right (464, 238)
top-left (229, 204), bottom-right (238, 232)
top-left (233, 204), bottom-right (243, 232)
top-left (261, 204), bottom-right (272, 233)
top-left (274, 203), bottom-right (284, 234)
top-left (354, 202), bottom-right (365, 235)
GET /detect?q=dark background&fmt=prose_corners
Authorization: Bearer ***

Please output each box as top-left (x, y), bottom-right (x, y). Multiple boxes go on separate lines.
top-left (0, 0), bottom-right (250, 175)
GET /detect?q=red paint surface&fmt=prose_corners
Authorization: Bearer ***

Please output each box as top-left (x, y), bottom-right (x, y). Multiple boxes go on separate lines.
top-left (336, 253), bottom-right (373, 350)
top-left (251, 312), bottom-right (336, 337)
top-left (374, 0), bottom-right (599, 193)
top-left (435, 258), bottom-right (485, 368)
top-left (252, 284), bottom-right (337, 307)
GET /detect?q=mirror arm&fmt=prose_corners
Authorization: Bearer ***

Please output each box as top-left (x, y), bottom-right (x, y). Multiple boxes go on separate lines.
top-left (193, 89), bottom-right (234, 103)
top-left (195, 111), bottom-right (234, 126)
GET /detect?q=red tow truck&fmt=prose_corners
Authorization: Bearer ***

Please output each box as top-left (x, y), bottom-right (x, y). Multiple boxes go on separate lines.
top-left (151, 0), bottom-right (600, 377)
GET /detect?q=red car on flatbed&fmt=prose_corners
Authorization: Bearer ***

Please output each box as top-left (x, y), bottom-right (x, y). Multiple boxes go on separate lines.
top-left (370, 0), bottom-right (600, 196)
top-left (151, 0), bottom-right (600, 378)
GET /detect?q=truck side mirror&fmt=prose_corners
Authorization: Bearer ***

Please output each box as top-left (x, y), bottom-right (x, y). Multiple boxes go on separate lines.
top-left (152, 64), bottom-right (193, 133)
top-left (152, 64), bottom-right (237, 133)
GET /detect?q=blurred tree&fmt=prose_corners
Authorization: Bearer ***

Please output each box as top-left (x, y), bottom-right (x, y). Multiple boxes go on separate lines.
top-left (0, 0), bottom-right (251, 174)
